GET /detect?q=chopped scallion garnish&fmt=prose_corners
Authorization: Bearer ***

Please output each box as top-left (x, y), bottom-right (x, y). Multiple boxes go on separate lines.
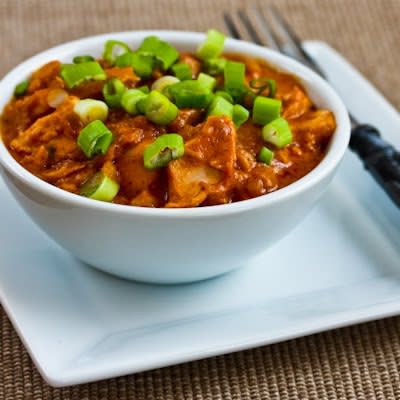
top-left (121, 89), bottom-right (147, 115)
top-left (167, 80), bottom-right (214, 109)
top-left (115, 51), bottom-right (155, 79)
top-left (207, 95), bottom-right (233, 118)
top-left (197, 73), bottom-right (216, 91)
top-left (80, 172), bottom-right (119, 202)
top-left (136, 97), bottom-right (148, 114)
top-left (137, 36), bottom-right (179, 70)
top-left (151, 75), bottom-right (180, 93)
top-left (143, 133), bottom-right (185, 169)
top-left (250, 78), bottom-right (277, 97)
top-left (77, 120), bottom-right (113, 158)
top-left (73, 55), bottom-right (95, 64)
top-left (131, 53), bottom-right (155, 78)
top-left (114, 51), bottom-right (134, 67)
top-left (60, 62), bottom-right (106, 89)
top-left (215, 90), bottom-right (233, 103)
top-left (102, 78), bottom-right (126, 108)
top-left (232, 104), bottom-right (249, 127)
top-left (252, 96), bottom-right (282, 126)
top-left (224, 61), bottom-right (246, 102)
top-left (103, 40), bottom-right (131, 64)
top-left (204, 58), bottom-right (227, 76)
top-left (196, 29), bottom-right (225, 60)
top-left (171, 62), bottom-right (192, 80)
top-left (262, 117), bottom-right (293, 148)
top-left (14, 80), bottom-right (29, 97)
top-left (137, 85), bottom-right (150, 94)
top-left (258, 146), bottom-right (274, 165)
top-left (74, 99), bottom-right (109, 125)
top-left (144, 91), bottom-right (178, 125)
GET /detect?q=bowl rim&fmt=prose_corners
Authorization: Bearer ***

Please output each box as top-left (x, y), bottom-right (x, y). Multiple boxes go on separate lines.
top-left (0, 30), bottom-right (351, 219)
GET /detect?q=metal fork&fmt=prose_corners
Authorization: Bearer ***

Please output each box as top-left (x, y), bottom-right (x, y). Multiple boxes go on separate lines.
top-left (224, 7), bottom-right (400, 208)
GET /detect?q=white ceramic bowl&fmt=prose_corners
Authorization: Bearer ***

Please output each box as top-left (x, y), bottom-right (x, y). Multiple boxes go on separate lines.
top-left (0, 31), bottom-right (351, 284)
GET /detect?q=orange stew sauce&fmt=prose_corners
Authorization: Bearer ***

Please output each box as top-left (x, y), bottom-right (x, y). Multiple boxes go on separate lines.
top-left (0, 53), bottom-right (335, 208)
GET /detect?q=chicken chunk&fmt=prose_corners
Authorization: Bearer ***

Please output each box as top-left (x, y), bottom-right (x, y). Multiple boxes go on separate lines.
top-left (166, 116), bottom-right (236, 207)
top-left (117, 140), bottom-right (161, 199)
top-left (292, 110), bottom-right (336, 151)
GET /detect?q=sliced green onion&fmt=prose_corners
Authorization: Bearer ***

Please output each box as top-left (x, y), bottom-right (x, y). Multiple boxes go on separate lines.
top-left (60, 62), bottom-right (106, 89)
top-left (73, 55), bottom-right (95, 64)
top-left (250, 78), bottom-right (277, 97)
top-left (74, 99), bottom-right (109, 124)
top-left (102, 78), bottom-right (126, 108)
top-left (262, 117), bottom-right (293, 148)
top-left (137, 36), bottom-right (179, 70)
top-left (171, 63), bottom-right (192, 80)
top-left (267, 79), bottom-right (277, 98)
top-left (115, 50), bottom-right (157, 78)
top-left (204, 58), bottom-right (227, 76)
top-left (121, 89), bottom-right (147, 115)
top-left (131, 53), bottom-right (155, 78)
top-left (167, 80), bottom-right (214, 109)
top-left (114, 51), bottom-right (134, 67)
top-left (215, 90), bottom-right (233, 103)
top-left (136, 97), bottom-right (148, 114)
top-left (207, 96), bottom-right (233, 118)
top-left (14, 80), bottom-right (29, 97)
top-left (196, 29), bottom-right (225, 60)
top-left (252, 96), bottom-right (282, 125)
top-left (144, 91), bottom-right (178, 125)
top-left (232, 104), bottom-right (249, 128)
top-left (80, 172), bottom-right (119, 202)
top-left (103, 40), bottom-right (130, 64)
top-left (143, 133), bottom-right (184, 169)
top-left (115, 51), bottom-right (155, 79)
top-left (258, 146), bottom-right (274, 165)
top-left (197, 73), bottom-right (216, 91)
top-left (77, 120), bottom-right (113, 158)
top-left (151, 75), bottom-right (180, 92)
top-left (224, 61), bottom-right (246, 102)
top-left (137, 85), bottom-right (150, 94)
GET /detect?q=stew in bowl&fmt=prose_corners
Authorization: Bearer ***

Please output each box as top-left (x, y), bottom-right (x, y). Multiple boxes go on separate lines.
top-left (1, 30), bottom-right (336, 209)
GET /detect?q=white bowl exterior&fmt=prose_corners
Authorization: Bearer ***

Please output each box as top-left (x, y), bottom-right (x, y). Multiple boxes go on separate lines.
top-left (0, 31), bottom-right (350, 283)
top-left (2, 166), bottom-right (333, 283)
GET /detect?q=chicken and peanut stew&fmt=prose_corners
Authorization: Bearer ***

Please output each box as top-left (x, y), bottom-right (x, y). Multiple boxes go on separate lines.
top-left (0, 30), bottom-right (336, 208)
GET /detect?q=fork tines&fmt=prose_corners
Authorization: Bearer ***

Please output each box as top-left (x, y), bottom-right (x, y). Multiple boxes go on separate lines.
top-left (224, 7), bottom-right (326, 78)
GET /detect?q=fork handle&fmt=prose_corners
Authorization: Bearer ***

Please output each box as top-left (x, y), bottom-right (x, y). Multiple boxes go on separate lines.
top-left (349, 124), bottom-right (400, 208)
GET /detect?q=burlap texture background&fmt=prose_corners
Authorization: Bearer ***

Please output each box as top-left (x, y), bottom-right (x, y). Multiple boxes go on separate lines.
top-left (1, 0), bottom-right (399, 398)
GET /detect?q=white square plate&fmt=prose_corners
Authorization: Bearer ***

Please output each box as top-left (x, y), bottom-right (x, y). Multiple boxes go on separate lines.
top-left (0, 41), bottom-right (399, 387)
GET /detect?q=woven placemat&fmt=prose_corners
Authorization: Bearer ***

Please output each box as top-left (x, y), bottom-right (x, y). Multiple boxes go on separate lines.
top-left (1, 0), bottom-right (399, 398)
